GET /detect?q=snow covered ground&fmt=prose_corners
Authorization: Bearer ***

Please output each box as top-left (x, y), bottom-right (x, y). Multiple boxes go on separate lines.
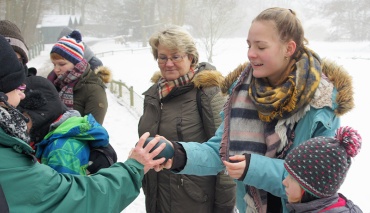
top-left (28, 38), bottom-right (370, 212)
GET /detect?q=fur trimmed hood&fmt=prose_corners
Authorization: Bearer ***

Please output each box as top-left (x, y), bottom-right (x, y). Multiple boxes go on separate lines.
top-left (95, 66), bottom-right (112, 84)
top-left (150, 68), bottom-right (224, 89)
top-left (221, 59), bottom-right (354, 116)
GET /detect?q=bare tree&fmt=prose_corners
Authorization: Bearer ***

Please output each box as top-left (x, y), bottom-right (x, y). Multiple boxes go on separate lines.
top-left (320, 0), bottom-right (370, 41)
top-left (155, 0), bottom-right (188, 26)
top-left (190, 0), bottom-right (240, 63)
top-left (3, 0), bottom-right (43, 45)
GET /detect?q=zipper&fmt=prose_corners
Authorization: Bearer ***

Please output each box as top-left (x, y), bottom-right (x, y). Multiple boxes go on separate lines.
top-left (178, 177), bottom-right (184, 188)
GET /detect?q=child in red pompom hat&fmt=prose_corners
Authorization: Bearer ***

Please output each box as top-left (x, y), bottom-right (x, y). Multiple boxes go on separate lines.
top-left (283, 126), bottom-right (363, 212)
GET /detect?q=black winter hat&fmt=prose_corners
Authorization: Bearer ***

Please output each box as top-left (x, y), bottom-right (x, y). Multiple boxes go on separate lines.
top-left (0, 35), bottom-right (25, 93)
top-left (284, 126), bottom-right (362, 198)
top-left (18, 75), bottom-right (68, 143)
top-left (0, 20), bottom-right (29, 64)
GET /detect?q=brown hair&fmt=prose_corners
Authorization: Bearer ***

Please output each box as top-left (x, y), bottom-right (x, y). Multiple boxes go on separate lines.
top-left (50, 52), bottom-right (65, 60)
top-left (149, 25), bottom-right (199, 68)
top-left (253, 7), bottom-right (308, 58)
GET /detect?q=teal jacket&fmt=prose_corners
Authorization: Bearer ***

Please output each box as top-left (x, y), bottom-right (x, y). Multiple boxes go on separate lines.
top-left (174, 59), bottom-right (354, 213)
top-left (0, 127), bottom-right (144, 213)
top-left (36, 112), bottom-right (109, 175)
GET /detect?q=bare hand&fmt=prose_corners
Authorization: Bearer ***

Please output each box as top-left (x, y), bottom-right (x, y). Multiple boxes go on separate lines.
top-left (153, 158), bottom-right (173, 172)
top-left (129, 132), bottom-right (166, 173)
top-left (223, 155), bottom-right (246, 179)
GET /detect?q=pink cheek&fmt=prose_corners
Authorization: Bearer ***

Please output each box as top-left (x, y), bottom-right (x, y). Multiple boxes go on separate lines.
top-left (19, 92), bottom-right (26, 100)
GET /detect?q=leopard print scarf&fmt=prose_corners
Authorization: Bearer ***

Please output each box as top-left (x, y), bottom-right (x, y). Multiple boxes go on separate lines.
top-left (0, 106), bottom-right (29, 143)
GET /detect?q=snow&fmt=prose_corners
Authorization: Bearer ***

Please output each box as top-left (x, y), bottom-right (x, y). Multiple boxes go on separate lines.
top-left (28, 38), bottom-right (370, 213)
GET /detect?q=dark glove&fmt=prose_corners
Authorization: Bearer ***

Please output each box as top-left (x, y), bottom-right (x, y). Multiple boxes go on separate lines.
top-left (87, 144), bottom-right (117, 174)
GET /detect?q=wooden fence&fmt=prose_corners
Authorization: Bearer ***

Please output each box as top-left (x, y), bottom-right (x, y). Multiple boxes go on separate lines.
top-left (28, 42), bottom-right (44, 60)
top-left (109, 80), bottom-right (134, 106)
top-left (95, 47), bottom-right (150, 58)
top-left (108, 79), bottom-right (144, 117)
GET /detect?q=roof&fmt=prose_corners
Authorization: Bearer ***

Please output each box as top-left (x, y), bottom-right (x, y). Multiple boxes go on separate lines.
top-left (40, 15), bottom-right (81, 27)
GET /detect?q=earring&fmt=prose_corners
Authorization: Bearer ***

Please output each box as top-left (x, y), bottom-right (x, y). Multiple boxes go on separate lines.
top-left (284, 56), bottom-right (288, 60)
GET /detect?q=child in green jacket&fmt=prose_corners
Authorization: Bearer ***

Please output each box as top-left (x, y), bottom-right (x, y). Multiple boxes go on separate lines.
top-left (19, 74), bottom-right (114, 175)
top-left (0, 34), bottom-right (167, 213)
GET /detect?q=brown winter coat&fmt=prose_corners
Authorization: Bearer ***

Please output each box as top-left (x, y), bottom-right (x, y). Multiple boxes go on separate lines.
top-left (138, 62), bottom-right (236, 213)
top-left (73, 65), bottom-right (111, 124)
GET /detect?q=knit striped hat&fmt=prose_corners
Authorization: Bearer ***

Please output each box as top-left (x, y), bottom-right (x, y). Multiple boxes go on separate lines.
top-left (51, 30), bottom-right (84, 65)
top-left (284, 126), bottom-right (362, 198)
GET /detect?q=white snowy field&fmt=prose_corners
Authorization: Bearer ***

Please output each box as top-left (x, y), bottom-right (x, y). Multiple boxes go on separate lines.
top-left (29, 38), bottom-right (370, 212)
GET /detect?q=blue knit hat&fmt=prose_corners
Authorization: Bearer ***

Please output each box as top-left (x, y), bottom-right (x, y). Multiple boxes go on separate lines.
top-left (50, 30), bottom-right (84, 65)
top-left (284, 126), bottom-right (362, 198)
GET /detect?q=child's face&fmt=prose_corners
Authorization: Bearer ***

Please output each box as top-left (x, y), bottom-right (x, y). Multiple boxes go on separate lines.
top-left (282, 174), bottom-right (304, 203)
top-left (3, 86), bottom-right (26, 107)
top-left (51, 58), bottom-right (74, 76)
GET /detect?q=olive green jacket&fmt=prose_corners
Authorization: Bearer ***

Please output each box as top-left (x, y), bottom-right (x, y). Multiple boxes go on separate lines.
top-left (73, 65), bottom-right (111, 124)
top-left (138, 62), bottom-right (236, 213)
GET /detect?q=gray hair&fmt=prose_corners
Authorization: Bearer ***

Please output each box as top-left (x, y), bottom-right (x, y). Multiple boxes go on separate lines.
top-left (149, 25), bottom-right (199, 68)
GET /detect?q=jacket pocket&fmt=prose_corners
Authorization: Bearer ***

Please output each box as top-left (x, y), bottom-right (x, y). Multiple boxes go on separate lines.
top-left (181, 175), bottom-right (208, 203)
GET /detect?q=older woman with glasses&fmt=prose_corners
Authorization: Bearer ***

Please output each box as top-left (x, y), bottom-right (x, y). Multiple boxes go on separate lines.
top-left (138, 25), bottom-right (236, 213)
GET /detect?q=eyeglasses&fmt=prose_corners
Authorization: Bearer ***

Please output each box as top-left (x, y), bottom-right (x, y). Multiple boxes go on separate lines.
top-left (157, 55), bottom-right (187, 64)
top-left (17, 84), bottom-right (26, 92)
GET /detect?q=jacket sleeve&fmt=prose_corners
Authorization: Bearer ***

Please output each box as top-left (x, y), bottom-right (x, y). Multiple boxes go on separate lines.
top-left (176, 121), bottom-right (225, 175)
top-left (200, 86), bottom-right (226, 139)
top-left (242, 108), bottom-right (340, 199)
top-left (7, 159), bottom-right (144, 213)
top-left (243, 154), bottom-right (288, 198)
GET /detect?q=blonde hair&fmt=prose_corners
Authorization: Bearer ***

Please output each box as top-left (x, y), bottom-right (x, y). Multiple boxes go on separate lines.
top-left (149, 25), bottom-right (199, 68)
top-left (253, 7), bottom-right (308, 58)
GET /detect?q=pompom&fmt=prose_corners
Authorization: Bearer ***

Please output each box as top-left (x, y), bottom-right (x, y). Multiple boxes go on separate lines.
top-left (19, 90), bottom-right (47, 109)
top-left (335, 126), bottom-right (362, 157)
top-left (68, 30), bottom-right (82, 43)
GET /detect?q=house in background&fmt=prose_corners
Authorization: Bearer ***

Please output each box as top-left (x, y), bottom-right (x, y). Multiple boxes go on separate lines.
top-left (38, 15), bottom-right (82, 44)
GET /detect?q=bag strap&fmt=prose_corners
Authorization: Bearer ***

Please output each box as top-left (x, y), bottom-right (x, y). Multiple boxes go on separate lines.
top-left (196, 88), bottom-right (203, 123)
top-left (91, 148), bottom-right (115, 166)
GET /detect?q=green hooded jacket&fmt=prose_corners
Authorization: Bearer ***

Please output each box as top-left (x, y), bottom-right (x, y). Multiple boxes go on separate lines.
top-left (0, 127), bottom-right (143, 213)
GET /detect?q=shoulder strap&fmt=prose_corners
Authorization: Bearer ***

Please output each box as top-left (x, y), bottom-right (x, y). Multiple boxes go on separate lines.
top-left (196, 88), bottom-right (203, 123)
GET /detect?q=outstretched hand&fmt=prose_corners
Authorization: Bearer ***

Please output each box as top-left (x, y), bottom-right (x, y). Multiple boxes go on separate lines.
top-left (129, 132), bottom-right (166, 173)
top-left (223, 155), bottom-right (246, 180)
